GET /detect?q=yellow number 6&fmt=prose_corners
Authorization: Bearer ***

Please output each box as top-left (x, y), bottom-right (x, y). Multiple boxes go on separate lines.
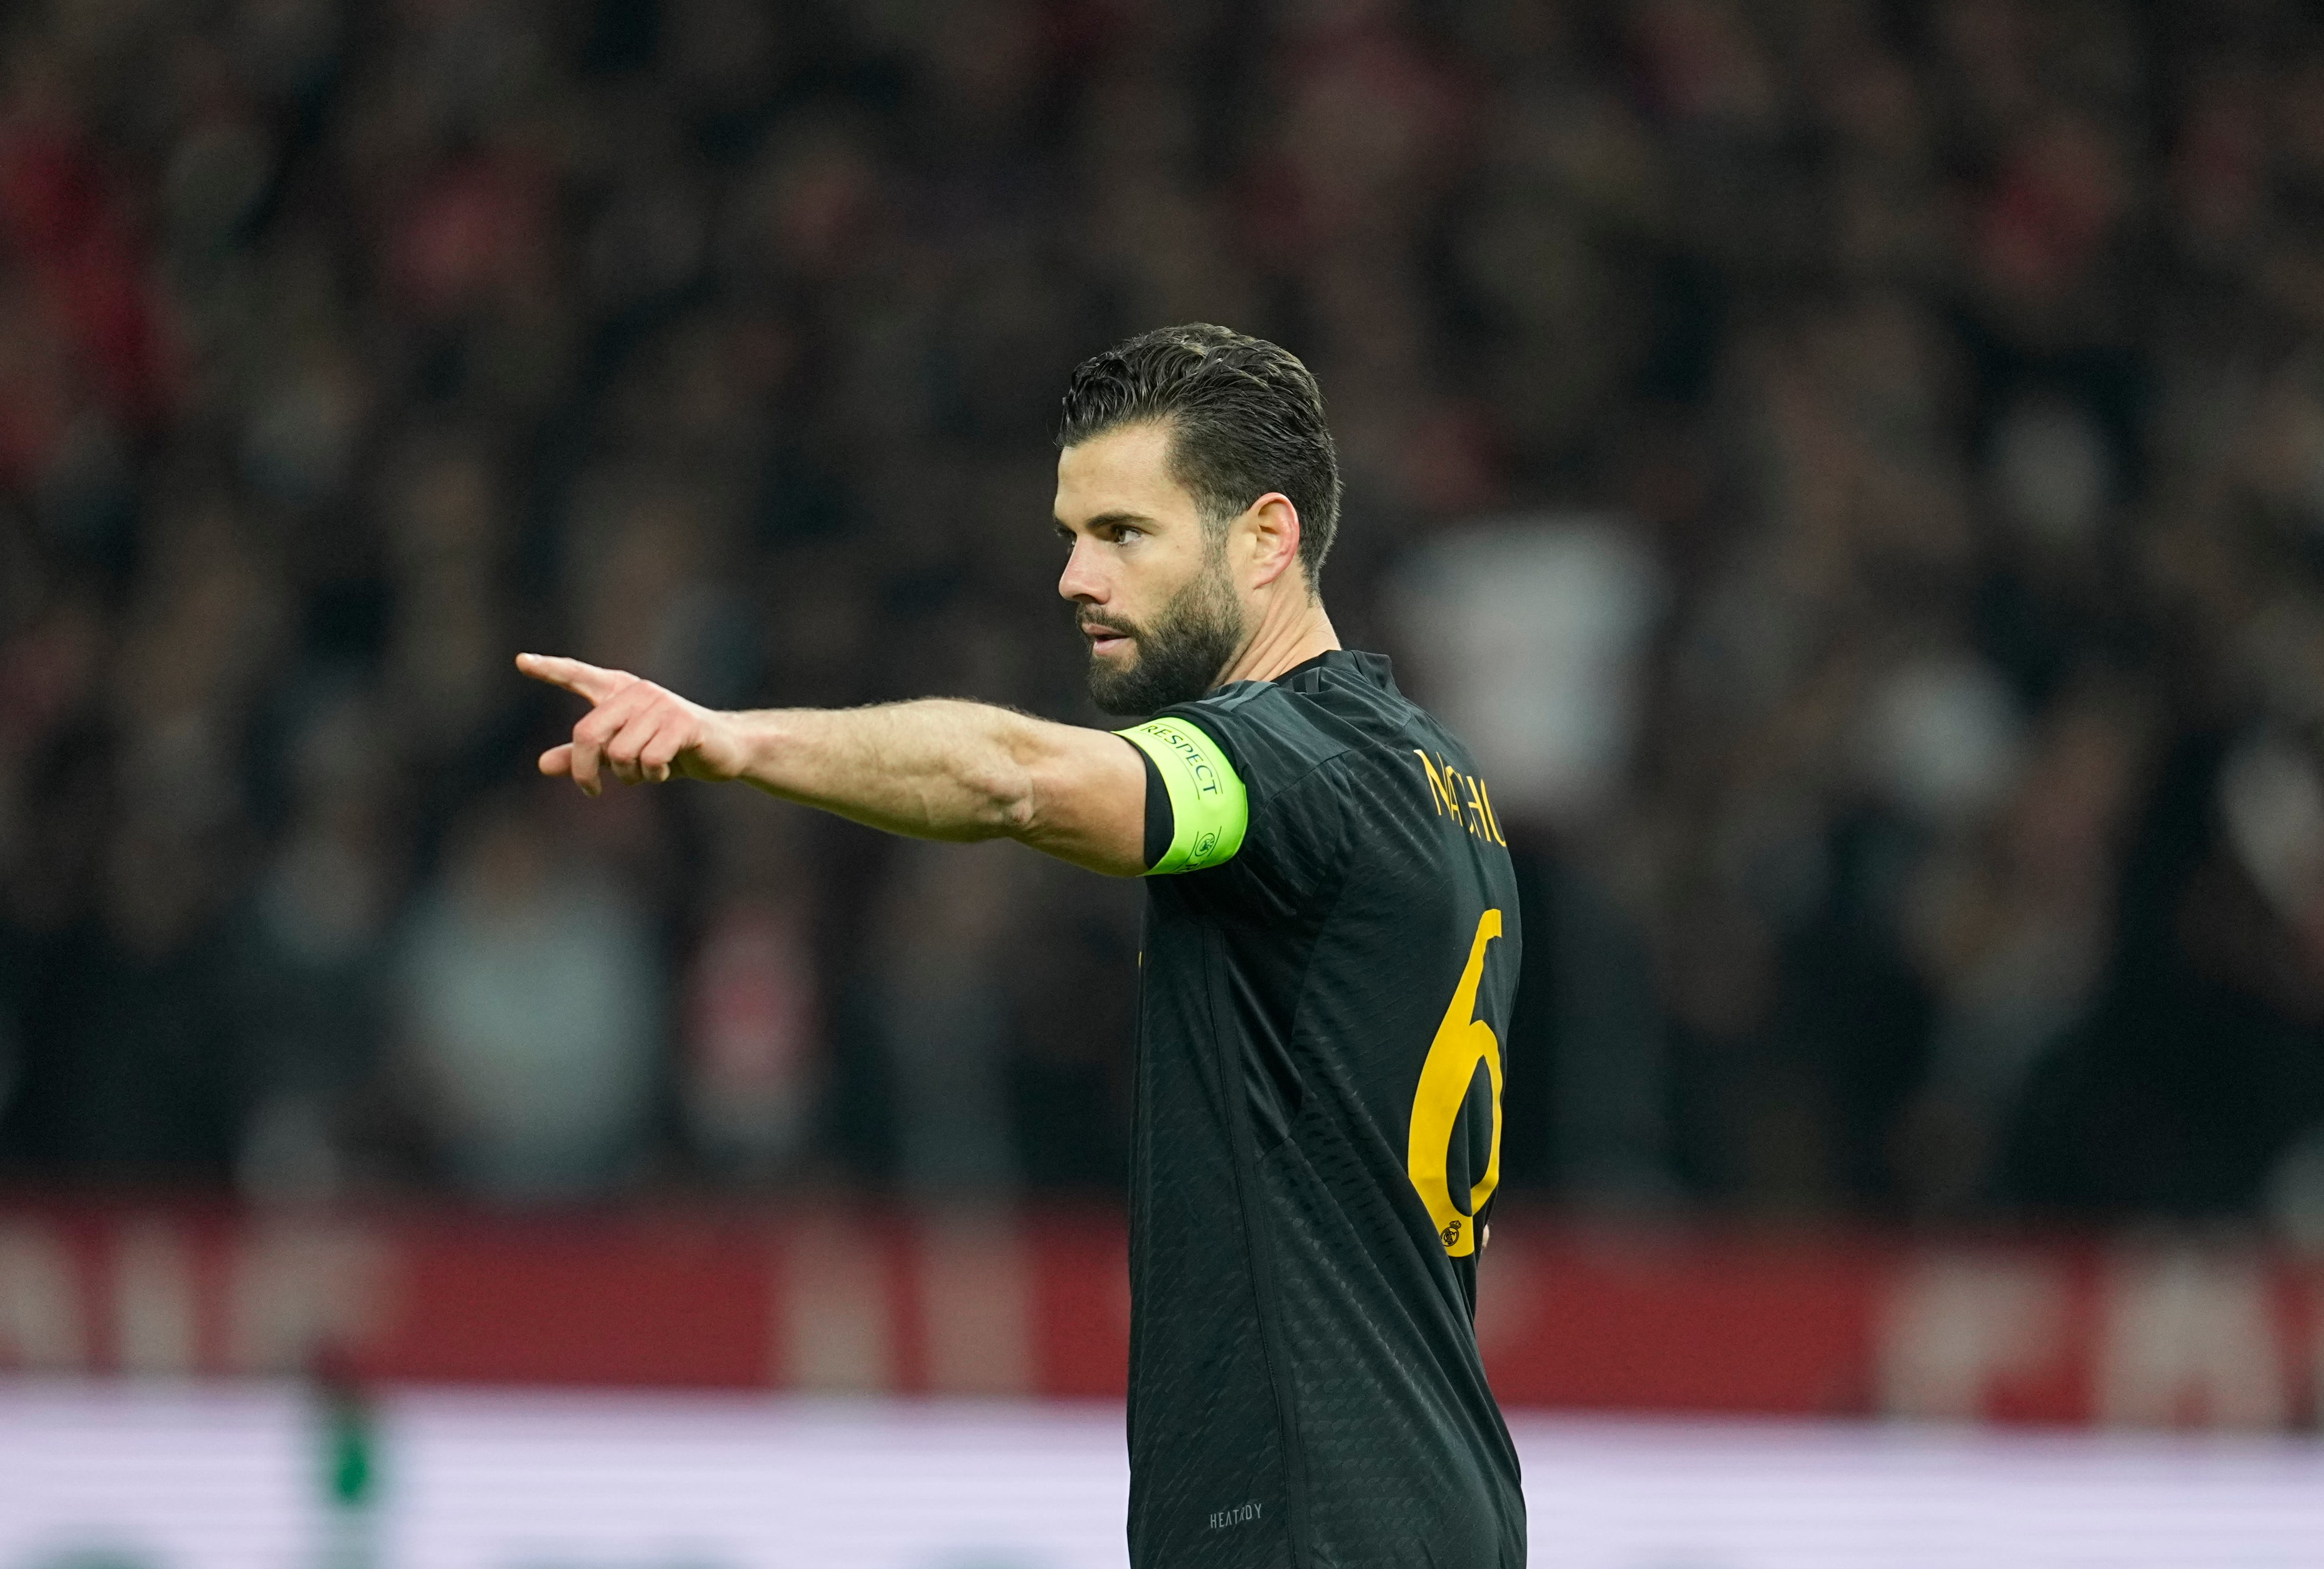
top-left (1406, 908), bottom-right (1505, 1257)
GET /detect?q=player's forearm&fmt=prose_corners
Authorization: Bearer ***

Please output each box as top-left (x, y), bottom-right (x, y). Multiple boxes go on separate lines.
top-left (521, 651), bottom-right (1148, 874)
top-left (726, 700), bottom-right (1062, 844)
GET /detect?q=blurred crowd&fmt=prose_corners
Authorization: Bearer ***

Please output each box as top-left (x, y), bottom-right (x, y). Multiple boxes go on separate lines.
top-left (1, 0), bottom-right (2322, 1228)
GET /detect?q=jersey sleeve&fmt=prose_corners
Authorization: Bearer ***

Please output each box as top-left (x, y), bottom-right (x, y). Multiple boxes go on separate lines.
top-left (1115, 715), bottom-right (1249, 874)
top-left (1119, 685), bottom-right (1352, 890)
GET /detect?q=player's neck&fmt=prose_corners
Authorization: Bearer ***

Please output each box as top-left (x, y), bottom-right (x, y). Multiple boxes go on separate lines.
top-left (1217, 595), bottom-right (1340, 689)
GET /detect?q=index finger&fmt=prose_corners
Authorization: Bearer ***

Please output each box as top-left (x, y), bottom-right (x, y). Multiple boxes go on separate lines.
top-left (516, 652), bottom-right (622, 704)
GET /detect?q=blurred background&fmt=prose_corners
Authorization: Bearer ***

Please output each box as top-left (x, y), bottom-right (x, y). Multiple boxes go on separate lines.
top-left (6, 0), bottom-right (2324, 1564)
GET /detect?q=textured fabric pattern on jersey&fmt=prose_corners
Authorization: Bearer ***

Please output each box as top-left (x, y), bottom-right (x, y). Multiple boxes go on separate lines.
top-left (1126, 649), bottom-right (1525, 1569)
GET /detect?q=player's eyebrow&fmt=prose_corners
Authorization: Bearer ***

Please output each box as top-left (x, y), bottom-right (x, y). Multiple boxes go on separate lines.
top-left (1058, 510), bottom-right (1157, 532)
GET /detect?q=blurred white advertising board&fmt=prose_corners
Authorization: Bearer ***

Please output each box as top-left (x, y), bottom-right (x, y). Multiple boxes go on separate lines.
top-left (5, 1382), bottom-right (2323, 1569)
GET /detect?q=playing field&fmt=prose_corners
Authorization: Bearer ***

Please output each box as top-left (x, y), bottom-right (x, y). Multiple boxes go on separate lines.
top-left (7, 1381), bottom-right (2320, 1569)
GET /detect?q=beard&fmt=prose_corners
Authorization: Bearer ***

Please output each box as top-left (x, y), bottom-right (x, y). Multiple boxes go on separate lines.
top-left (1082, 552), bottom-right (1246, 717)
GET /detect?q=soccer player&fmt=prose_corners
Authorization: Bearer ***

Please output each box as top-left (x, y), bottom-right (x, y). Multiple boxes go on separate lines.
top-left (520, 324), bottom-right (1525, 1568)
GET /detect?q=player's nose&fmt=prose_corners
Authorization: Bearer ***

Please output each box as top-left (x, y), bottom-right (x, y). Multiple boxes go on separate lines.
top-left (1057, 536), bottom-right (1107, 603)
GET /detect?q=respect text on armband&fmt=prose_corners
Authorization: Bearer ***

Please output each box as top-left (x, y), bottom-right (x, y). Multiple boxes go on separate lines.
top-left (1149, 722), bottom-right (1223, 797)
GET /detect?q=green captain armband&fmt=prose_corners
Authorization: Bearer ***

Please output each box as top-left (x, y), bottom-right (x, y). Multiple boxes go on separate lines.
top-left (1115, 717), bottom-right (1249, 874)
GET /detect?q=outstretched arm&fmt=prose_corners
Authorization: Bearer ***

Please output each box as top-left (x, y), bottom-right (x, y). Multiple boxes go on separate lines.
top-left (516, 653), bottom-right (1149, 877)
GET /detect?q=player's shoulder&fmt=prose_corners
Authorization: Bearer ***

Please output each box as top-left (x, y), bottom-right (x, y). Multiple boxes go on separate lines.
top-left (1175, 680), bottom-right (1348, 758)
top-left (1160, 651), bottom-right (1413, 791)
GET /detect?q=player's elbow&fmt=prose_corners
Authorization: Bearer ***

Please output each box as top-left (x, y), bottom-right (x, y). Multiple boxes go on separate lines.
top-left (1002, 800), bottom-right (1048, 848)
top-left (984, 759), bottom-right (1098, 855)
top-left (956, 759), bottom-right (1039, 840)
top-left (989, 779), bottom-right (1041, 839)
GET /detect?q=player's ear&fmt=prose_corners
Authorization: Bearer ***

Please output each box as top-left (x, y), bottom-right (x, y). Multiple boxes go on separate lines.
top-left (1241, 493), bottom-right (1302, 589)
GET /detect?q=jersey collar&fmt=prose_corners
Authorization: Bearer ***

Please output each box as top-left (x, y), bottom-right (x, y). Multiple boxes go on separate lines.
top-left (1270, 648), bottom-right (1397, 695)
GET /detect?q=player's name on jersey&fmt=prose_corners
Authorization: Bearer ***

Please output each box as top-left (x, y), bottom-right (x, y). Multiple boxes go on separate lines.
top-left (1412, 750), bottom-right (1506, 847)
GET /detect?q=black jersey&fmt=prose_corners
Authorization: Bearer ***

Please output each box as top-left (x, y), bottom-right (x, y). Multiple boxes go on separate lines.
top-left (1111, 649), bottom-right (1525, 1569)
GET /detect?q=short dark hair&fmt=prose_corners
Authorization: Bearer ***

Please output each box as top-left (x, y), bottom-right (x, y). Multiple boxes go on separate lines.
top-left (1056, 324), bottom-right (1342, 592)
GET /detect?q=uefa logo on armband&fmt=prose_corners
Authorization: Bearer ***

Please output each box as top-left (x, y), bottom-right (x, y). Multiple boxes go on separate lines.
top-left (1192, 830), bottom-right (1219, 861)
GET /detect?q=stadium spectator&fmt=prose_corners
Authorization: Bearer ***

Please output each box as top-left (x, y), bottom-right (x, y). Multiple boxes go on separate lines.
top-left (395, 789), bottom-right (660, 1200)
top-left (0, 0), bottom-right (2318, 1231)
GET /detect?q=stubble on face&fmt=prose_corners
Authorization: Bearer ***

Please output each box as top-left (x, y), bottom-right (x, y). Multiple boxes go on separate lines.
top-left (1081, 537), bottom-right (1246, 716)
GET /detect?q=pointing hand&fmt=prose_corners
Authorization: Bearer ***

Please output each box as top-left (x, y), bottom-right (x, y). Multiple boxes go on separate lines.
top-left (516, 652), bottom-right (744, 795)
